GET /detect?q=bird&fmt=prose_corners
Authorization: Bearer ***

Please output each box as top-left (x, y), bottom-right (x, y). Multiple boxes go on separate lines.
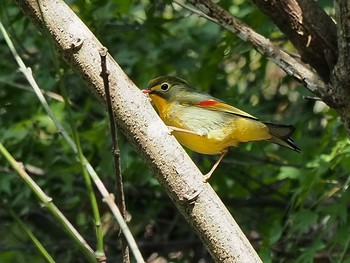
top-left (143, 76), bottom-right (300, 181)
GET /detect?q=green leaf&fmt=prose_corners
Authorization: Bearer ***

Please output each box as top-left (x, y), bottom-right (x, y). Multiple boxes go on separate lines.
top-left (277, 166), bottom-right (301, 180)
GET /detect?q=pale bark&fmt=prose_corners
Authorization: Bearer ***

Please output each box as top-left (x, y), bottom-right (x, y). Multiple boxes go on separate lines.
top-left (14, 0), bottom-right (262, 262)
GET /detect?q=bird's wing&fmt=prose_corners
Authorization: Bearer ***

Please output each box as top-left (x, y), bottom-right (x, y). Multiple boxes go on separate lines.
top-left (181, 95), bottom-right (259, 121)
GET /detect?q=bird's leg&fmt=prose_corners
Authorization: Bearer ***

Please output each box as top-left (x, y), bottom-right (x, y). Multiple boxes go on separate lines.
top-left (167, 126), bottom-right (204, 136)
top-left (203, 149), bottom-right (228, 182)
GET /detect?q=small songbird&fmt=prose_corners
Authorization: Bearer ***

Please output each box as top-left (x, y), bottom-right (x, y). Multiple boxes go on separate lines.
top-left (143, 76), bottom-right (300, 181)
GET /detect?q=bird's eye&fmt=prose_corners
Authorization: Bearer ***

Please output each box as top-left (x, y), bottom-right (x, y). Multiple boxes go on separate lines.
top-left (160, 83), bottom-right (169, 91)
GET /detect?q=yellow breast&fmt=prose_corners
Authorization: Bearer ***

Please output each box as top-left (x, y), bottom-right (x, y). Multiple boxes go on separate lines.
top-left (170, 130), bottom-right (237, 155)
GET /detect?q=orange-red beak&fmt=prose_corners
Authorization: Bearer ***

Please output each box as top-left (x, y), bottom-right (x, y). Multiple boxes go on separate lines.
top-left (142, 89), bottom-right (152, 94)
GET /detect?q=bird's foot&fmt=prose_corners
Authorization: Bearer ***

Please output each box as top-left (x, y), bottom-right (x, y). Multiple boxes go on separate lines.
top-left (203, 149), bottom-right (228, 183)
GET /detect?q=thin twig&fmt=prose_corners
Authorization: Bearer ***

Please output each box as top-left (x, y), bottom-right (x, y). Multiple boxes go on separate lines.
top-left (303, 96), bottom-right (322, 101)
top-left (99, 47), bottom-right (130, 263)
top-left (0, 79), bottom-right (67, 102)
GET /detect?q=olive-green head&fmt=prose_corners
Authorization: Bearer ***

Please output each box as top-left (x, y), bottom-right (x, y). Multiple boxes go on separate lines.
top-left (143, 76), bottom-right (191, 101)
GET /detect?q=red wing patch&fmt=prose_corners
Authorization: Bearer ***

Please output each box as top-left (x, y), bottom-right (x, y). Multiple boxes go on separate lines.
top-left (195, 99), bottom-right (259, 120)
top-left (196, 99), bottom-right (220, 107)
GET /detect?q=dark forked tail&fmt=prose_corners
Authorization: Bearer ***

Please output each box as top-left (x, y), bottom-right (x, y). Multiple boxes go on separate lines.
top-left (264, 122), bottom-right (301, 152)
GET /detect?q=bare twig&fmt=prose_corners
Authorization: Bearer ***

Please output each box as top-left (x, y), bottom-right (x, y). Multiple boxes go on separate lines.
top-left (0, 80), bottom-right (68, 102)
top-left (99, 47), bottom-right (130, 263)
top-left (303, 96), bottom-right (322, 101)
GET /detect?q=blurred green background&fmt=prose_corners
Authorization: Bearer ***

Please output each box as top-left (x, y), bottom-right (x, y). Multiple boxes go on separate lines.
top-left (1, 0), bottom-right (349, 262)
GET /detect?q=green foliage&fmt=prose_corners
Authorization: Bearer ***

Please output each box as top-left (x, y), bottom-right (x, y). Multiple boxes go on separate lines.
top-left (1, 0), bottom-right (348, 262)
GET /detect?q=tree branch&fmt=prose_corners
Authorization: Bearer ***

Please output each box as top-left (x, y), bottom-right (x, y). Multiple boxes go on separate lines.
top-left (252, 0), bottom-right (337, 82)
top-left (185, 0), bottom-right (327, 97)
top-left (14, 0), bottom-right (262, 262)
